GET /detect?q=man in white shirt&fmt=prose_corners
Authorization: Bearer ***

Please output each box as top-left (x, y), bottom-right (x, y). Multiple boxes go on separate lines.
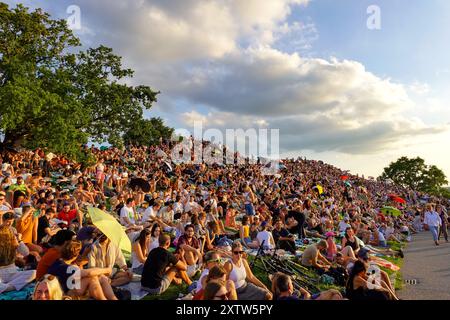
top-left (142, 202), bottom-right (161, 223)
top-left (173, 196), bottom-right (184, 219)
top-left (338, 217), bottom-right (351, 233)
top-left (424, 203), bottom-right (442, 246)
top-left (184, 196), bottom-right (200, 214)
top-left (120, 198), bottom-right (137, 227)
top-left (158, 203), bottom-right (175, 226)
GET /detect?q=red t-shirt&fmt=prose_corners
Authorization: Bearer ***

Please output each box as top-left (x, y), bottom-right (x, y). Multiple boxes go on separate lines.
top-left (58, 209), bottom-right (77, 225)
top-left (36, 248), bottom-right (61, 280)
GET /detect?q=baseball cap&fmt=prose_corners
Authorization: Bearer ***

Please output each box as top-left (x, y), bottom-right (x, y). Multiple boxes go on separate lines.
top-left (77, 226), bottom-right (97, 241)
top-left (261, 221), bottom-right (268, 227)
top-left (357, 248), bottom-right (370, 261)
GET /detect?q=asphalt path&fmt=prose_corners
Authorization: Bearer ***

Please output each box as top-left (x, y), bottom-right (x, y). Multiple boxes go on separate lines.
top-left (398, 231), bottom-right (450, 300)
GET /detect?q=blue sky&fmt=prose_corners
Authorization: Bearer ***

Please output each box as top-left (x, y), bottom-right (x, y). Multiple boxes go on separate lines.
top-left (5, 0), bottom-right (450, 181)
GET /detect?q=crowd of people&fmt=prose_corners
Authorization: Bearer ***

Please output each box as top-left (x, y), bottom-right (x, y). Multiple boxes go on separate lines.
top-left (0, 140), bottom-right (449, 300)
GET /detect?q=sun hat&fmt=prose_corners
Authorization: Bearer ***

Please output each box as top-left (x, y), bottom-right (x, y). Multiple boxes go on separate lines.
top-left (325, 231), bottom-right (335, 238)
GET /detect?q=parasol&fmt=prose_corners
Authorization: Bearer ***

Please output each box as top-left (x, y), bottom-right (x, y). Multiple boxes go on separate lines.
top-left (388, 194), bottom-right (406, 204)
top-left (87, 207), bottom-right (131, 252)
top-left (130, 178), bottom-right (151, 193)
top-left (380, 206), bottom-right (402, 217)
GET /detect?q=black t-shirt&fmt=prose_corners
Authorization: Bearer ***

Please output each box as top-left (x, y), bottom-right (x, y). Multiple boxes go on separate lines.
top-left (287, 211), bottom-right (305, 223)
top-left (272, 228), bottom-right (291, 243)
top-left (47, 259), bottom-right (79, 292)
top-left (37, 215), bottom-right (50, 243)
top-left (141, 247), bottom-right (179, 289)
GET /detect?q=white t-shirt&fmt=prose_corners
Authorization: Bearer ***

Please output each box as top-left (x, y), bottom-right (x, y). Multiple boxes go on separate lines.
top-left (148, 238), bottom-right (159, 252)
top-left (378, 230), bottom-right (386, 242)
top-left (0, 203), bottom-right (11, 211)
top-left (1, 163), bottom-right (12, 172)
top-left (158, 206), bottom-right (174, 223)
top-left (256, 230), bottom-right (274, 249)
top-left (338, 221), bottom-right (351, 233)
top-left (120, 205), bottom-right (135, 226)
top-left (173, 202), bottom-right (184, 214)
top-left (142, 206), bottom-right (157, 222)
top-left (195, 269), bottom-right (210, 293)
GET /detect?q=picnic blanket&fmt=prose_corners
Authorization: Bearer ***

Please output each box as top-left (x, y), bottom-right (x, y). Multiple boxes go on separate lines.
top-left (0, 283), bottom-right (35, 300)
top-left (117, 281), bottom-right (149, 300)
top-left (370, 256), bottom-right (400, 272)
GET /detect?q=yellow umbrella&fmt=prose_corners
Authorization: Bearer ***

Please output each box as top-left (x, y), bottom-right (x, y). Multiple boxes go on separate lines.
top-left (87, 207), bottom-right (132, 253)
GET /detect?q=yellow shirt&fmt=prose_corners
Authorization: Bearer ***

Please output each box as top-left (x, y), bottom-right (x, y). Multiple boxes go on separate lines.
top-left (242, 225), bottom-right (250, 238)
top-left (16, 215), bottom-right (37, 244)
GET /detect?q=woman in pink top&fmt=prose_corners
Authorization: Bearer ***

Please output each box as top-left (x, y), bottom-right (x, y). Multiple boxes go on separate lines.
top-left (325, 231), bottom-right (338, 261)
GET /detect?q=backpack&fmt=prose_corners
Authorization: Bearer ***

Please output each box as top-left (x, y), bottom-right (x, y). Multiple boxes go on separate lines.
top-left (325, 266), bottom-right (349, 287)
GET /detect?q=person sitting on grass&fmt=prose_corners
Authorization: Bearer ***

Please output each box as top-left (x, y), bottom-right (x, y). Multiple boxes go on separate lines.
top-left (224, 241), bottom-right (272, 300)
top-left (354, 248), bottom-right (398, 299)
top-left (271, 272), bottom-right (344, 300)
top-left (15, 204), bottom-right (42, 255)
top-left (176, 224), bottom-right (202, 277)
top-left (239, 215), bottom-right (258, 248)
top-left (141, 233), bottom-right (192, 295)
top-left (47, 240), bottom-right (117, 300)
top-left (32, 274), bottom-right (65, 300)
top-left (225, 208), bottom-right (238, 230)
top-left (195, 265), bottom-right (238, 300)
top-left (300, 240), bottom-right (332, 274)
top-left (87, 233), bottom-right (132, 287)
top-left (256, 221), bottom-right (276, 250)
top-left (36, 230), bottom-right (77, 280)
top-left (202, 280), bottom-right (229, 300)
top-left (0, 225), bottom-right (36, 294)
top-left (131, 228), bottom-right (152, 275)
top-left (345, 260), bottom-right (397, 300)
top-left (272, 219), bottom-right (296, 254)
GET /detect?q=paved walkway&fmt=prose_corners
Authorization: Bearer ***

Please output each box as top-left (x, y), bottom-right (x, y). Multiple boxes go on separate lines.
top-left (398, 231), bottom-right (450, 300)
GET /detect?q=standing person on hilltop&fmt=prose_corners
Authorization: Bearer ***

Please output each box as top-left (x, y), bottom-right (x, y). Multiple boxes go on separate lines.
top-left (424, 203), bottom-right (442, 246)
top-left (437, 204), bottom-right (448, 243)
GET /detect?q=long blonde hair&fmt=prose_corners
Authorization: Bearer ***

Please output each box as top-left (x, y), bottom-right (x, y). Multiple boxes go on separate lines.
top-left (0, 226), bottom-right (17, 266)
top-left (33, 274), bottom-right (65, 300)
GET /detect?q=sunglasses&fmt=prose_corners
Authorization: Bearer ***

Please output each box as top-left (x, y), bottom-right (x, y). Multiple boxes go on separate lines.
top-left (233, 251), bottom-right (244, 255)
top-left (208, 258), bottom-right (223, 264)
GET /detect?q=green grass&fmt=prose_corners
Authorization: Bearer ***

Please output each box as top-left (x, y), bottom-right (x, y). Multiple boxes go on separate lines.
top-left (384, 240), bottom-right (407, 291)
top-left (142, 271), bottom-right (201, 301)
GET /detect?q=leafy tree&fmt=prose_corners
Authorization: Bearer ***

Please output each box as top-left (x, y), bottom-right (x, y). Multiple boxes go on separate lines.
top-left (380, 156), bottom-right (448, 196)
top-left (123, 117), bottom-right (174, 147)
top-left (0, 3), bottom-right (159, 159)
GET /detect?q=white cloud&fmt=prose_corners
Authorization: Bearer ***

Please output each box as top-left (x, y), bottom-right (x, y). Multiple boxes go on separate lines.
top-left (5, 0), bottom-right (447, 157)
top-left (408, 81), bottom-right (430, 95)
